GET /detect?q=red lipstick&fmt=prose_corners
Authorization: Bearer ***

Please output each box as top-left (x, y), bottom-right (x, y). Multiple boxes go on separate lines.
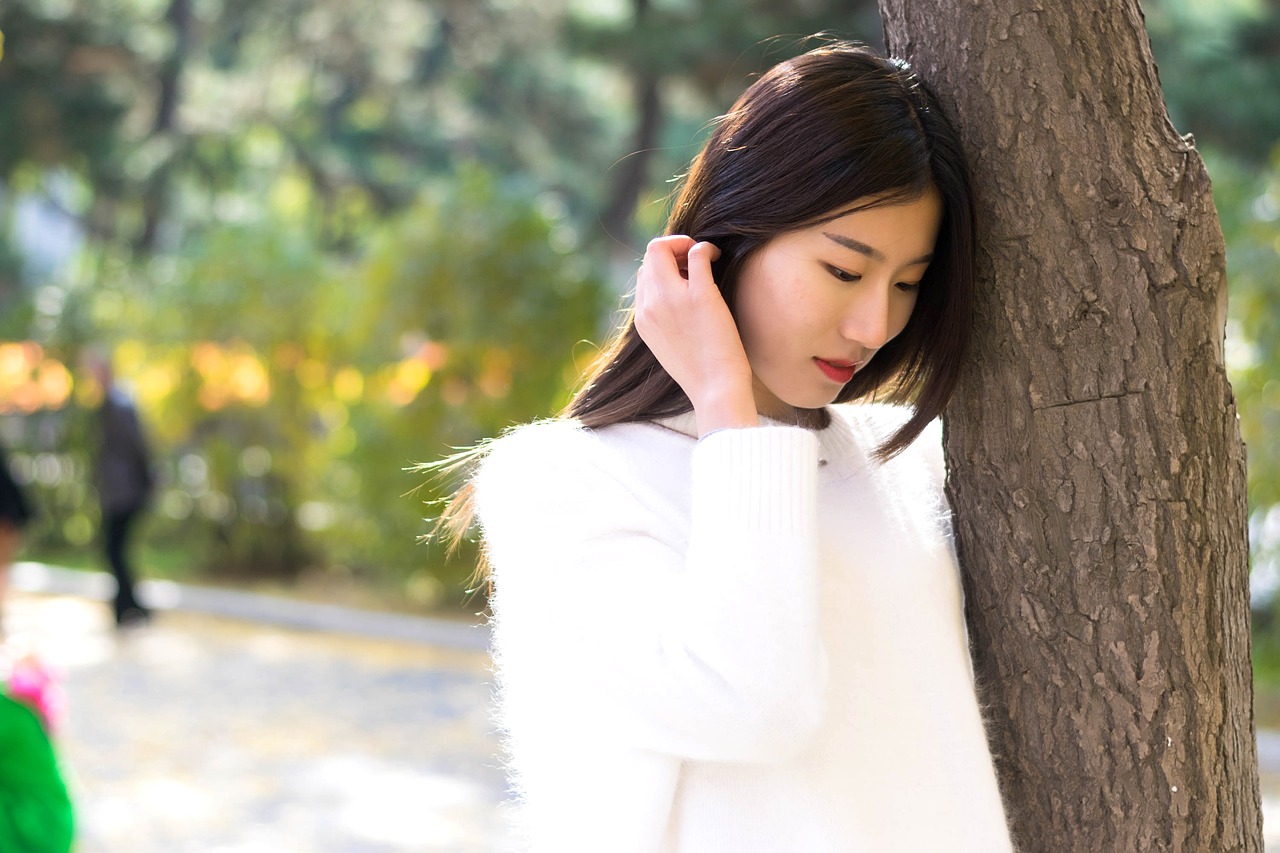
top-left (814, 358), bottom-right (859, 384)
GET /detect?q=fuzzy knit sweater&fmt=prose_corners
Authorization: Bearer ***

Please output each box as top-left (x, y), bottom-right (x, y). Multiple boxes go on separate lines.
top-left (475, 403), bottom-right (1013, 852)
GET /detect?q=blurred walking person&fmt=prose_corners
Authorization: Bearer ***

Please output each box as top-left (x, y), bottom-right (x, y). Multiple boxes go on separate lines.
top-left (87, 356), bottom-right (154, 627)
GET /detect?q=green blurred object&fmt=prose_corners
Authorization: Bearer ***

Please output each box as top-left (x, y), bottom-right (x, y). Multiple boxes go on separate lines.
top-left (0, 695), bottom-right (73, 853)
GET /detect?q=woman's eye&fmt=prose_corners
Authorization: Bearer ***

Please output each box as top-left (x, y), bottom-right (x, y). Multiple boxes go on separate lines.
top-left (895, 281), bottom-right (922, 293)
top-left (827, 266), bottom-right (860, 283)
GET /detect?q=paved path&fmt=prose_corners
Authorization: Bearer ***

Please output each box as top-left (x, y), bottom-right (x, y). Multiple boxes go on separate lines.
top-left (6, 566), bottom-right (511, 852)
top-left (9, 564), bottom-right (1280, 850)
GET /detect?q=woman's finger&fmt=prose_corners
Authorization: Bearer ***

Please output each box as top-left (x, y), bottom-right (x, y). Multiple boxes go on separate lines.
top-left (685, 241), bottom-right (722, 295)
top-left (642, 236), bottom-right (697, 287)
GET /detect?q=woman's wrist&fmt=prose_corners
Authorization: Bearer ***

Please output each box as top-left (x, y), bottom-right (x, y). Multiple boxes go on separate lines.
top-left (693, 388), bottom-right (759, 437)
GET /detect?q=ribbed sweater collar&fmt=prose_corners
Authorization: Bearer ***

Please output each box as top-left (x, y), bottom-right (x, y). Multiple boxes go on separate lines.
top-left (651, 406), bottom-right (865, 471)
top-left (650, 409), bottom-right (826, 439)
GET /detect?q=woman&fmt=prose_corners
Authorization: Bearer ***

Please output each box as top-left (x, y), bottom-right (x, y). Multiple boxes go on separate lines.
top-left (451, 41), bottom-right (1013, 852)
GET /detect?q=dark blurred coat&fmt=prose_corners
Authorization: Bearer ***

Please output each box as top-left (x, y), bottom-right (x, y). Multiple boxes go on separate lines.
top-left (93, 390), bottom-right (154, 515)
top-left (0, 445), bottom-right (31, 528)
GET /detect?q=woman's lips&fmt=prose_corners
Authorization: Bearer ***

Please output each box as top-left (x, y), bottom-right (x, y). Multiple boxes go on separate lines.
top-left (814, 357), bottom-right (859, 384)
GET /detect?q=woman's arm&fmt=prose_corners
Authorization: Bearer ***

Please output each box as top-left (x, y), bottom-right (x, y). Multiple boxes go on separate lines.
top-left (477, 420), bottom-right (826, 764)
top-left (633, 236), bottom-right (759, 435)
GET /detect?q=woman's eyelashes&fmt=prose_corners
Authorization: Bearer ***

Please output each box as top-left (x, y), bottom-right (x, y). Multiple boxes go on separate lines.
top-left (824, 263), bottom-right (922, 293)
top-left (825, 264), bottom-right (861, 283)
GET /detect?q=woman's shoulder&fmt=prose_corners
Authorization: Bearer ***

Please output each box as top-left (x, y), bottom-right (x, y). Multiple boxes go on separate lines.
top-left (474, 417), bottom-right (690, 535)
top-left (479, 418), bottom-right (598, 485)
top-left (474, 420), bottom-right (601, 528)
top-left (485, 417), bottom-right (590, 456)
top-left (478, 417), bottom-right (682, 496)
top-left (489, 416), bottom-right (693, 460)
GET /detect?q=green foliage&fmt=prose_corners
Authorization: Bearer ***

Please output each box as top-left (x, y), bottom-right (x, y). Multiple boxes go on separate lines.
top-left (15, 166), bottom-right (607, 605)
top-left (0, 239), bottom-right (32, 339)
top-left (324, 166), bottom-right (607, 598)
top-left (2, 0), bottom-right (1276, 618)
top-left (1146, 0), bottom-right (1280, 162)
top-left (562, 1), bottom-right (881, 245)
top-left (1211, 151), bottom-right (1280, 511)
top-left (566, 0), bottom-right (880, 96)
top-left (1209, 148), bottom-right (1280, 625)
top-left (1143, 0), bottom-right (1280, 640)
top-left (0, 4), bottom-right (133, 184)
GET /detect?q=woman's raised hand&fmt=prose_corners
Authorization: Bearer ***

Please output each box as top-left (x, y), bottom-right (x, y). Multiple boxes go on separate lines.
top-left (634, 236), bottom-right (759, 435)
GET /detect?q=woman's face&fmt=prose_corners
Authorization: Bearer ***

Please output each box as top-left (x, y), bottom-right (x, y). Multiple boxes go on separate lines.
top-left (734, 189), bottom-right (943, 421)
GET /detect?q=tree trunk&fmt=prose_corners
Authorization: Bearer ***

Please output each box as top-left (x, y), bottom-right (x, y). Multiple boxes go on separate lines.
top-left (600, 0), bottom-right (664, 253)
top-left (878, 1), bottom-right (1261, 850)
top-left (137, 0), bottom-right (191, 253)
top-left (600, 72), bottom-right (662, 252)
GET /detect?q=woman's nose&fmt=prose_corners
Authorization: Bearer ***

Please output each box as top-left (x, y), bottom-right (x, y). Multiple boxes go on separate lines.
top-left (840, 283), bottom-right (898, 350)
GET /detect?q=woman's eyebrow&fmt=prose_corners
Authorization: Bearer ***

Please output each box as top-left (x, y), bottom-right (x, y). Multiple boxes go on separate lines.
top-left (822, 231), bottom-right (933, 266)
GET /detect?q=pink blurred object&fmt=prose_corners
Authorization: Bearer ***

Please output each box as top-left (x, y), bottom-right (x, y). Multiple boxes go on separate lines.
top-left (4, 653), bottom-right (65, 733)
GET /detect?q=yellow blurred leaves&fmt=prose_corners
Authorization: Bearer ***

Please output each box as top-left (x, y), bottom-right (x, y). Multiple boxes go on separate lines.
top-left (478, 347), bottom-right (512, 400)
top-left (192, 341), bottom-right (271, 409)
top-left (381, 341), bottom-right (449, 407)
top-left (333, 367), bottom-right (364, 403)
top-left (270, 172), bottom-right (313, 220)
top-left (0, 342), bottom-right (73, 414)
top-left (1, 334), bottom-right (515, 420)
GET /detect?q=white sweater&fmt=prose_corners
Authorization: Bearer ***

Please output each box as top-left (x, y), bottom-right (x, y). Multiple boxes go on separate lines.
top-left (475, 404), bottom-right (1013, 852)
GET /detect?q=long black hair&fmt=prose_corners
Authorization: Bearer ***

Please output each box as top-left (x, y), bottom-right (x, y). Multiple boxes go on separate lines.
top-left (435, 40), bottom-right (975, 558)
top-left (569, 41), bottom-right (975, 458)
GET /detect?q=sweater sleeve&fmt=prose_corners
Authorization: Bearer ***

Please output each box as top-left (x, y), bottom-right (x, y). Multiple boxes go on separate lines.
top-left (476, 422), bottom-right (827, 764)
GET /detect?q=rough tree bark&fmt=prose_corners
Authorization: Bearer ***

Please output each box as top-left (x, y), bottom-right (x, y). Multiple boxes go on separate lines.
top-left (878, 1), bottom-right (1261, 850)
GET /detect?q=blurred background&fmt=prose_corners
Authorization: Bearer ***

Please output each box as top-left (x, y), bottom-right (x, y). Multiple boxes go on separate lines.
top-left (0, 0), bottom-right (1276, 619)
top-left (0, 0), bottom-right (1278, 847)
top-left (1, 0), bottom-right (892, 610)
